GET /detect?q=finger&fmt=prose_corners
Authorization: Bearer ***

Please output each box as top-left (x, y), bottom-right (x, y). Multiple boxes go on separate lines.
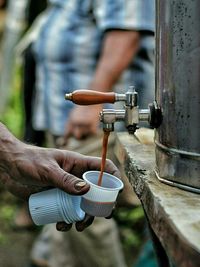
top-left (73, 127), bottom-right (84, 139)
top-left (56, 151), bottom-right (120, 181)
top-left (73, 125), bottom-right (91, 140)
top-left (90, 123), bottom-right (99, 135)
top-left (56, 221), bottom-right (72, 232)
top-left (105, 204), bottom-right (116, 219)
top-left (105, 210), bottom-right (114, 219)
top-left (85, 156), bottom-right (120, 177)
top-left (75, 214), bottom-right (94, 232)
top-left (104, 159), bottom-right (121, 178)
top-left (64, 123), bottom-right (73, 142)
top-left (49, 166), bottom-right (90, 195)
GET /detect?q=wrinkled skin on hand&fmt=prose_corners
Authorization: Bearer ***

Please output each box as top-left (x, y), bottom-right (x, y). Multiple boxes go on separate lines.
top-left (0, 127), bottom-right (120, 231)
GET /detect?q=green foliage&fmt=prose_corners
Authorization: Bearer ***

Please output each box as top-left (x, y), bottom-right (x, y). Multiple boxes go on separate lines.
top-left (116, 206), bottom-right (144, 222)
top-left (114, 206), bottom-right (146, 265)
top-left (0, 204), bottom-right (16, 244)
top-left (0, 231), bottom-right (7, 245)
top-left (0, 205), bottom-right (16, 224)
top-left (0, 65), bottom-right (24, 138)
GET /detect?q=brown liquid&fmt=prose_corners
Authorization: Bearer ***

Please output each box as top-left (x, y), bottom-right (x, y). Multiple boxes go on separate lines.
top-left (97, 131), bottom-right (110, 186)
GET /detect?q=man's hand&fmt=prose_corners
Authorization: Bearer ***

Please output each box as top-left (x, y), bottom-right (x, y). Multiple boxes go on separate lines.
top-left (0, 145), bottom-right (119, 199)
top-left (64, 105), bottom-right (102, 141)
top-left (0, 123), bottom-right (120, 231)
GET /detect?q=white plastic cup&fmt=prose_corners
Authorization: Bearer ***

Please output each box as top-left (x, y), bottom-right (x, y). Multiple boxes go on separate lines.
top-left (29, 188), bottom-right (85, 225)
top-left (81, 171), bottom-right (124, 217)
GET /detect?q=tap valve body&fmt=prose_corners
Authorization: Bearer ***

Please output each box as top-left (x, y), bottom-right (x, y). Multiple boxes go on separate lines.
top-left (65, 88), bottom-right (162, 133)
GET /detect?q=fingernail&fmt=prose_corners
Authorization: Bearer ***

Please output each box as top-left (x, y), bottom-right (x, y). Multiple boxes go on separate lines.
top-left (74, 181), bottom-right (87, 191)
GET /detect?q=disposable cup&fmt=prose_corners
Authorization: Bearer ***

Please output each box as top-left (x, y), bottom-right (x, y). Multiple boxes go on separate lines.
top-left (81, 171), bottom-right (124, 217)
top-left (58, 190), bottom-right (85, 222)
top-left (29, 188), bottom-right (85, 225)
top-left (58, 190), bottom-right (72, 224)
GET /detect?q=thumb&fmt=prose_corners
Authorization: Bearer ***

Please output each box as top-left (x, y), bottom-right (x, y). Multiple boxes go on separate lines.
top-left (49, 166), bottom-right (90, 195)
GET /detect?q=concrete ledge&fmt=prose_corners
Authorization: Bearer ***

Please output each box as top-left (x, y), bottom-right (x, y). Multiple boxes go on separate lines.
top-left (114, 132), bottom-right (200, 267)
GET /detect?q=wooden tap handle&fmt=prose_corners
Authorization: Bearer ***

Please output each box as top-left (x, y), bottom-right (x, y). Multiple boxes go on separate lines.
top-left (65, 90), bottom-right (116, 105)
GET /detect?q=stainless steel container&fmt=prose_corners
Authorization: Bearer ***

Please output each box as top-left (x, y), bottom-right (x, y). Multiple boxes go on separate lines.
top-left (155, 0), bottom-right (200, 192)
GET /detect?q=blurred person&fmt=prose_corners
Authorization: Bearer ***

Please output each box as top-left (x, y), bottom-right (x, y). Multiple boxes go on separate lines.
top-left (23, 1), bottom-right (155, 267)
top-left (32, 1), bottom-right (154, 141)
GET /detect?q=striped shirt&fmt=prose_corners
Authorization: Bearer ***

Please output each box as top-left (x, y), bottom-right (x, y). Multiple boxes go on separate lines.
top-left (32, 0), bottom-right (155, 136)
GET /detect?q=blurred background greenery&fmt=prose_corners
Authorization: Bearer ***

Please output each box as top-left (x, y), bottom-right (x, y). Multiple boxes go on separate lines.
top-left (0, 65), bottom-right (24, 138)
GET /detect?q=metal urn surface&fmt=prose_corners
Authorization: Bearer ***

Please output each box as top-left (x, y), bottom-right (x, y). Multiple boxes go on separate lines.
top-left (155, 0), bottom-right (200, 192)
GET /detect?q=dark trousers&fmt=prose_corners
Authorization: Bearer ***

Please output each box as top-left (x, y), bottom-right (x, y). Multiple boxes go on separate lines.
top-left (22, 45), bottom-right (44, 146)
top-left (22, 0), bottom-right (47, 145)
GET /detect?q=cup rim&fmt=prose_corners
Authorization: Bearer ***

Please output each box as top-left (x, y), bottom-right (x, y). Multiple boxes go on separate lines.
top-left (83, 171), bottom-right (124, 191)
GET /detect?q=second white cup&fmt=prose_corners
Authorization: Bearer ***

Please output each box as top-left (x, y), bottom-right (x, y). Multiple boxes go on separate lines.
top-left (29, 188), bottom-right (85, 225)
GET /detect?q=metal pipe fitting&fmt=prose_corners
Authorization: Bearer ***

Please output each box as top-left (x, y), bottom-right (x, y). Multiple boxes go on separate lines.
top-left (99, 109), bottom-right (125, 132)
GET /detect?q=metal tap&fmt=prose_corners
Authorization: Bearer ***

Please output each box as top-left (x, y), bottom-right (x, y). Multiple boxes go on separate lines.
top-left (65, 87), bottom-right (162, 134)
top-left (99, 109), bottom-right (125, 132)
